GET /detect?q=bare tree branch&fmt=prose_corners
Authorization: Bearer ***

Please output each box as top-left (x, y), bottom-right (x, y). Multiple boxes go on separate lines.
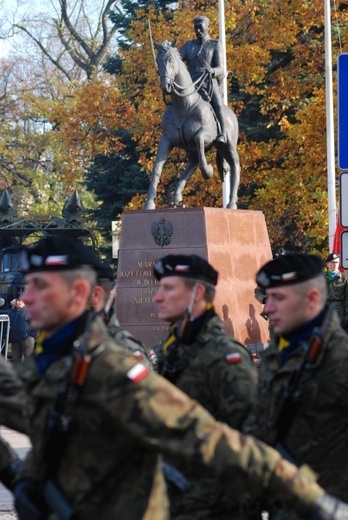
top-left (14, 23), bottom-right (73, 81)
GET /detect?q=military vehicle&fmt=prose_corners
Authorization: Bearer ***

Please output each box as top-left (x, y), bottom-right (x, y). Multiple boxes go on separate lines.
top-left (0, 189), bottom-right (95, 312)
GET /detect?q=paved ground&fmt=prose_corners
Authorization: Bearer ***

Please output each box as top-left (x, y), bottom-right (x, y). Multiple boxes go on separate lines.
top-left (0, 427), bottom-right (31, 519)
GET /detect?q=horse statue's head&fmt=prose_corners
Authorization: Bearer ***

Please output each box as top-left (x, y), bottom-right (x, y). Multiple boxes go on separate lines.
top-left (154, 40), bottom-right (180, 94)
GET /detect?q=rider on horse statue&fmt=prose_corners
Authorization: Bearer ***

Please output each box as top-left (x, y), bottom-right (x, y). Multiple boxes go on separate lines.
top-left (180, 16), bottom-right (227, 143)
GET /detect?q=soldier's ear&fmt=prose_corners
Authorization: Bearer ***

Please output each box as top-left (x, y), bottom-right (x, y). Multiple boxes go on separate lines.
top-left (306, 287), bottom-right (320, 308)
top-left (71, 278), bottom-right (92, 306)
top-left (194, 283), bottom-right (206, 302)
top-left (90, 286), bottom-right (104, 312)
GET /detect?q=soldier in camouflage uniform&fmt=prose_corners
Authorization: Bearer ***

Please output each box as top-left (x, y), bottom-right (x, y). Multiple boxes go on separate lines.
top-left (153, 254), bottom-right (258, 519)
top-left (11, 237), bottom-right (348, 520)
top-left (0, 436), bottom-right (22, 491)
top-left (325, 253), bottom-right (348, 332)
top-left (90, 261), bottom-right (153, 368)
top-left (0, 356), bottom-right (27, 491)
top-left (245, 253), bottom-right (348, 519)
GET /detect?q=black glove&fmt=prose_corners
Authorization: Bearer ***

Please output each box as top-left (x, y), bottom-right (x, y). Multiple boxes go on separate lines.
top-left (342, 317), bottom-right (348, 333)
top-left (241, 496), bottom-right (271, 520)
top-left (0, 457), bottom-right (21, 491)
top-left (311, 493), bottom-right (348, 520)
top-left (14, 479), bottom-right (48, 520)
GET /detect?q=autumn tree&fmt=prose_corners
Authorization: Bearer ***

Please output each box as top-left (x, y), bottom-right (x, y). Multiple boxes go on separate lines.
top-left (84, 130), bottom-right (149, 256)
top-left (1, 0), bottom-right (348, 254)
top-left (0, 55), bottom-right (71, 217)
top-left (1, 0), bottom-right (121, 80)
top-left (0, 0), bottom-right (123, 228)
top-left (226, 0), bottom-right (348, 252)
top-left (103, 0), bottom-right (348, 252)
top-left (0, 0), bottom-right (153, 244)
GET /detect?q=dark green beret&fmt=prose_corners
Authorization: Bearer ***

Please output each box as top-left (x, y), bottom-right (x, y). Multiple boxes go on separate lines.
top-left (256, 253), bottom-right (325, 289)
top-left (19, 236), bottom-right (102, 273)
top-left (154, 254), bottom-right (218, 286)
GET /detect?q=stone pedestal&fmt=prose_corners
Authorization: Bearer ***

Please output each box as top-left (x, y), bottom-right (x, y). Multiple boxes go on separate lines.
top-left (115, 208), bottom-right (272, 350)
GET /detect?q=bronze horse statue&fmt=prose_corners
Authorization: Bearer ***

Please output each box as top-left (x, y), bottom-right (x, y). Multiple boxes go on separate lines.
top-left (143, 40), bottom-right (240, 210)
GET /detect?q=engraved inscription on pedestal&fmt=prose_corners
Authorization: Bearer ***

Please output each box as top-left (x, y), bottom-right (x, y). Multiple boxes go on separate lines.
top-left (115, 208), bottom-right (272, 350)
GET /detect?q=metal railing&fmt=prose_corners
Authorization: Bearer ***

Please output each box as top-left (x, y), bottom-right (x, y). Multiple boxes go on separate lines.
top-left (0, 315), bottom-right (10, 359)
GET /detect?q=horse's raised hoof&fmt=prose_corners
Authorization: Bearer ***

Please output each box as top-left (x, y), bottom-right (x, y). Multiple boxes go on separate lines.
top-left (216, 134), bottom-right (226, 143)
top-left (201, 165), bottom-right (214, 180)
top-left (143, 200), bottom-right (156, 210)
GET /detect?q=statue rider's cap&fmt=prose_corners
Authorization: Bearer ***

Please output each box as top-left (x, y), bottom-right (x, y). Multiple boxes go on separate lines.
top-left (256, 253), bottom-right (325, 289)
top-left (154, 254), bottom-right (218, 286)
top-left (19, 236), bottom-right (102, 274)
top-left (326, 252), bottom-right (340, 262)
top-left (193, 15), bottom-right (210, 26)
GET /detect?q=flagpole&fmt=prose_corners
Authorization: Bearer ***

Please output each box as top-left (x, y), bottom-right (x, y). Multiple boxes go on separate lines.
top-left (218, 0), bottom-right (230, 208)
top-left (324, 0), bottom-right (337, 252)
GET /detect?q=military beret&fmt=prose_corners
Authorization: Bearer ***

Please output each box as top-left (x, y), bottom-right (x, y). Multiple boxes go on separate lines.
top-left (256, 253), bottom-right (325, 289)
top-left (19, 236), bottom-right (102, 273)
top-left (326, 252), bottom-right (340, 262)
top-left (154, 254), bottom-right (218, 286)
top-left (98, 262), bottom-right (115, 282)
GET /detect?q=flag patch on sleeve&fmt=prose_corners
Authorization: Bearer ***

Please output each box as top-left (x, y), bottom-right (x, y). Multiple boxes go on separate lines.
top-left (127, 363), bottom-right (150, 383)
top-left (133, 349), bottom-right (144, 361)
top-left (225, 353), bottom-right (242, 364)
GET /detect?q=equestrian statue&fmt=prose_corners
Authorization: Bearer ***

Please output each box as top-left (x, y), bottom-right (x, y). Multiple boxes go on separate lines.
top-left (143, 16), bottom-right (240, 210)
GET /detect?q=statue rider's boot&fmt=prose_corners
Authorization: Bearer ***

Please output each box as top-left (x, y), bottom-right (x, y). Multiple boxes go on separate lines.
top-left (216, 118), bottom-right (227, 143)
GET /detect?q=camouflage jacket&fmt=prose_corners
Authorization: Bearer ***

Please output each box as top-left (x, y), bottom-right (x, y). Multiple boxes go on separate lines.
top-left (14, 313), bottom-right (327, 520)
top-left (325, 272), bottom-right (348, 331)
top-left (106, 313), bottom-right (153, 369)
top-left (0, 356), bottom-right (27, 472)
top-left (245, 306), bottom-right (348, 517)
top-left (155, 310), bottom-right (258, 519)
top-left (0, 356), bottom-right (26, 433)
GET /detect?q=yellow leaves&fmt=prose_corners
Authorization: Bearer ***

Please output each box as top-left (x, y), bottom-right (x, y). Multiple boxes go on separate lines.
top-left (279, 116), bottom-right (291, 132)
top-left (29, 0), bottom-right (346, 250)
top-left (231, 45), bottom-right (269, 87)
top-left (49, 77), bottom-right (138, 181)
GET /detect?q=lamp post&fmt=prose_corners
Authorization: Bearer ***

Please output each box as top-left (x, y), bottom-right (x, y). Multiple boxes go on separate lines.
top-left (218, 0), bottom-right (230, 208)
top-left (324, 0), bottom-right (337, 252)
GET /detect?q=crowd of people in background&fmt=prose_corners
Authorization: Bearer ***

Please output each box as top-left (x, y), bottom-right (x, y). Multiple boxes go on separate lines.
top-left (0, 237), bottom-right (348, 520)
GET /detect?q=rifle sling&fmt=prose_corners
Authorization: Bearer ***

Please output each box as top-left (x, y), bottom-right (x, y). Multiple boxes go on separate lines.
top-left (42, 313), bottom-right (94, 480)
top-left (274, 305), bottom-right (334, 443)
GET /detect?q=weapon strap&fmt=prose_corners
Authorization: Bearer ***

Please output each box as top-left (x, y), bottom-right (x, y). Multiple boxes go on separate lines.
top-left (275, 304), bottom-right (334, 442)
top-left (42, 312), bottom-right (95, 480)
top-left (160, 307), bottom-right (216, 383)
